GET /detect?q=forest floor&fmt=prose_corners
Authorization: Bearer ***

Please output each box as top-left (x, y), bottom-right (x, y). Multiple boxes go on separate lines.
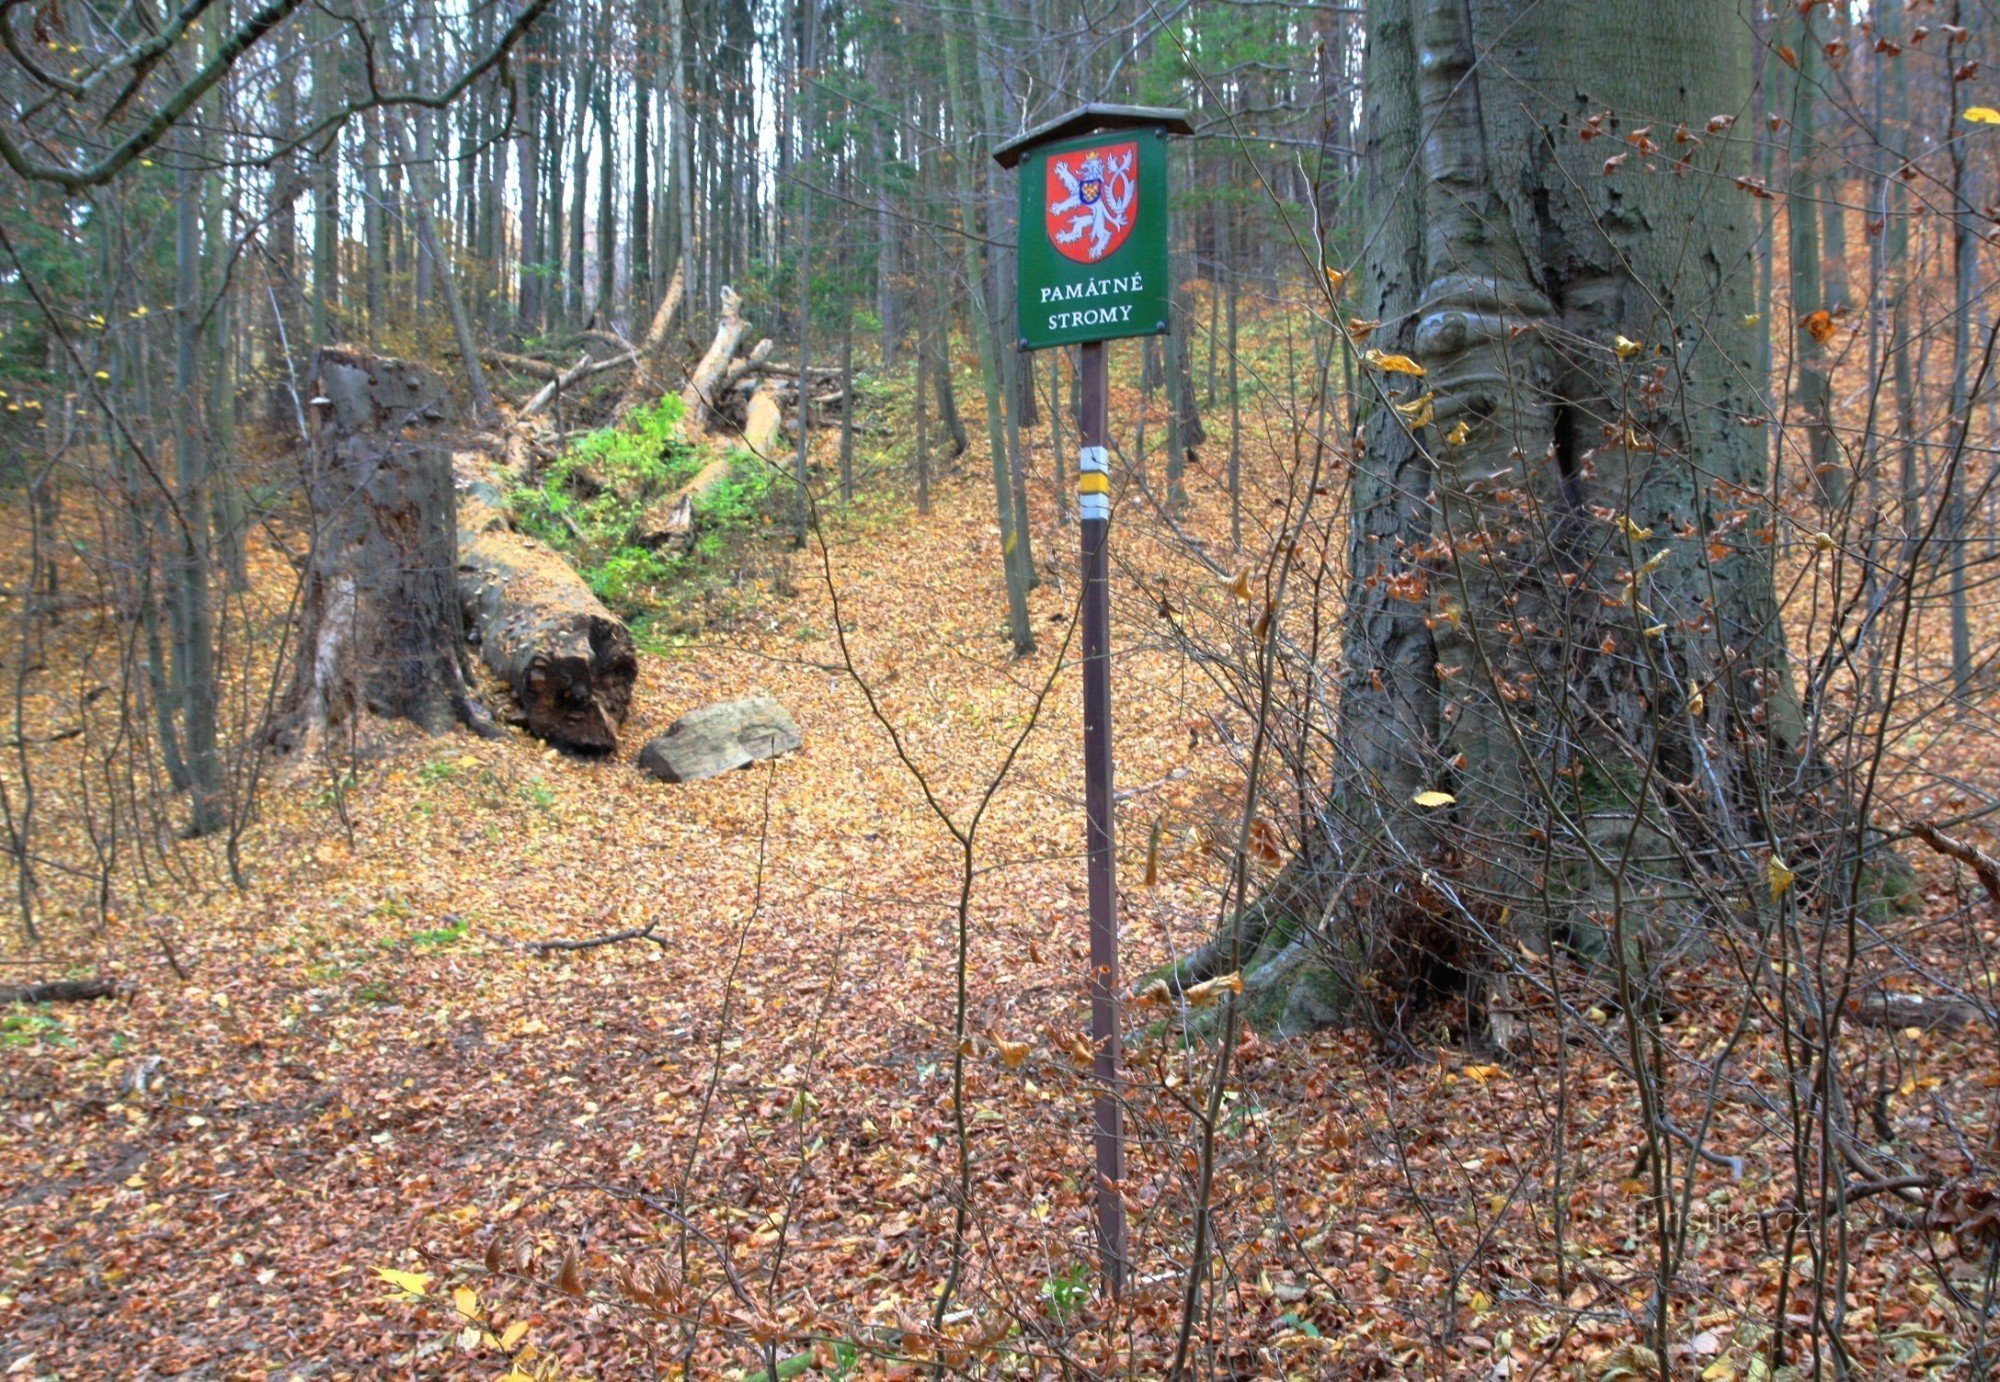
top-left (2, 384), bottom-right (1998, 1380)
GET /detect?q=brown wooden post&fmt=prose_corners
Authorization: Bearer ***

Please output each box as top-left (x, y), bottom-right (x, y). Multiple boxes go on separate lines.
top-left (1077, 338), bottom-right (1127, 1294)
top-left (994, 103), bottom-right (1191, 1302)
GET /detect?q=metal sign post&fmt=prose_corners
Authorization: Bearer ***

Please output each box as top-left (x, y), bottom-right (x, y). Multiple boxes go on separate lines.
top-left (996, 104), bottom-right (1191, 1299)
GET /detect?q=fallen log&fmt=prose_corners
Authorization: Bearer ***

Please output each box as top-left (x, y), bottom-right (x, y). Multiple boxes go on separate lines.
top-left (1847, 991), bottom-right (1983, 1032)
top-left (456, 450), bottom-right (638, 750)
top-left (681, 285), bottom-right (749, 432)
top-left (739, 358), bottom-right (845, 381)
top-left (0, 978), bottom-right (128, 1005)
top-left (614, 257), bottom-right (688, 417)
top-left (642, 377), bottom-right (786, 550)
top-left (523, 351), bottom-right (638, 418)
top-left (720, 338), bottom-right (775, 396)
top-left (480, 348), bottom-right (567, 381)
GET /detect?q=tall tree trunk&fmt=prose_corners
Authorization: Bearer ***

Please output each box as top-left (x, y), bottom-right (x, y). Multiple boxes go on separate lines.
top-left (174, 145), bottom-right (223, 836)
top-left (1200, 0), bottom-right (1801, 1048)
top-left (268, 43), bottom-right (303, 429)
top-left (1946, 0), bottom-right (1976, 693)
top-left (872, 117), bottom-right (899, 367)
top-left (569, 81), bottom-right (590, 325)
top-left (915, 305), bottom-right (931, 516)
top-left (934, 343), bottom-right (969, 461)
top-left (362, 111), bottom-right (387, 344)
top-left (670, 0), bottom-right (697, 312)
top-left (594, 79), bottom-right (618, 327)
top-left (791, 0), bottom-right (818, 546)
top-left (517, 48), bottom-right (544, 333)
top-left (393, 118), bottom-right (494, 422)
top-left (1786, 11), bottom-right (1841, 509)
top-left (1226, 208), bottom-right (1242, 551)
top-left (633, 73), bottom-right (652, 318)
top-left (309, 4), bottom-right (340, 347)
top-left (943, 15), bottom-right (1032, 653)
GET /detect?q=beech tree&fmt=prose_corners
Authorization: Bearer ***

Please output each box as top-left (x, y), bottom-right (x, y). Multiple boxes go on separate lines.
top-left (1183, 0), bottom-right (1806, 1034)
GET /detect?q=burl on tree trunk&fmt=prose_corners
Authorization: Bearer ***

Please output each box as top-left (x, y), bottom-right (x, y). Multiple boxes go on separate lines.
top-left (275, 347), bottom-right (500, 750)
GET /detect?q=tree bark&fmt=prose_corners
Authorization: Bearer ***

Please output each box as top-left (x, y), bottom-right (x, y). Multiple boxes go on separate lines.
top-left (1204, 0), bottom-right (1800, 1036)
top-left (393, 117), bottom-right (494, 423)
top-left (173, 136), bottom-right (223, 835)
top-left (277, 348), bottom-right (499, 749)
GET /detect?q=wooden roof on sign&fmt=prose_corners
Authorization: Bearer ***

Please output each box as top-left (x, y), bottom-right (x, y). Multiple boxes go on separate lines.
top-left (991, 104), bottom-right (1194, 168)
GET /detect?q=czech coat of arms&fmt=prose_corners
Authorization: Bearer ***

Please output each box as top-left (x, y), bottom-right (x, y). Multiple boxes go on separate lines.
top-left (1045, 141), bottom-right (1138, 264)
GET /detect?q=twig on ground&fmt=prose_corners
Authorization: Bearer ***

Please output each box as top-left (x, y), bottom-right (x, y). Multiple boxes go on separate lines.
top-left (0, 977), bottom-right (129, 1004)
top-left (522, 922), bottom-right (667, 955)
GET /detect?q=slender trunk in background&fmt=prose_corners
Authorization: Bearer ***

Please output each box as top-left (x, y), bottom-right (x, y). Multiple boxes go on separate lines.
top-left (935, 344), bottom-right (968, 460)
top-left (1046, 349), bottom-right (1069, 526)
top-left (1786, 11), bottom-right (1840, 508)
top-left (543, 65), bottom-right (566, 321)
top-left (915, 306), bottom-right (931, 516)
top-left (362, 113), bottom-right (387, 344)
top-left (791, 0), bottom-right (819, 545)
top-left (943, 12), bottom-right (1032, 653)
top-left (595, 81), bottom-right (618, 326)
top-left (670, 0), bottom-right (697, 313)
top-left (414, 106), bottom-right (437, 310)
top-left (204, 7), bottom-right (248, 591)
top-left (837, 154), bottom-right (856, 505)
top-left (309, 5), bottom-right (340, 346)
top-left (1204, 198), bottom-right (1220, 407)
top-left (174, 145), bottom-right (223, 836)
top-left (1135, 337), bottom-right (1158, 482)
top-left (839, 305), bottom-right (856, 504)
top-left (268, 43), bottom-right (303, 427)
top-left (1887, 11), bottom-right (1918, 566)
top-left (633, 73), bottom-right (652, 316)
top-left (395, 117), bottom-right (495, 422)
top-left (973, 22), bottom-right (1035, 593)
top-left (872, 116), bottom-right (898, 367)
top-left (1751, 10), bottom-right (1775, 472)
top-left (1947, 0), bottom-right (1976, 692)
top-left (517, 49), bottom-right (544, 333)
top-left (569, 81), bottom-right (589, 325)
top-left (1165, 298), bottom-right (1190, 509)
top-left (1227, 209), bottom-right (1242, 551)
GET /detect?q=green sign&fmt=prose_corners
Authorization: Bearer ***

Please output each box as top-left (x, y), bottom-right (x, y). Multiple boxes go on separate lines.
top-left (1015, 129), bottom-right (1170, 351)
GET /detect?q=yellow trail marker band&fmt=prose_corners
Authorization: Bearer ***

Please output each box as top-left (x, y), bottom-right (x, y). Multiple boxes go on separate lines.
top-left (1079, 472), bottom-right (1111, 495)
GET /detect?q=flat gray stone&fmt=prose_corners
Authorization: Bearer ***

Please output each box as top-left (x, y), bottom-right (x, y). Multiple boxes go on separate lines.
top-left (638, 695), bottom-right (801, 783)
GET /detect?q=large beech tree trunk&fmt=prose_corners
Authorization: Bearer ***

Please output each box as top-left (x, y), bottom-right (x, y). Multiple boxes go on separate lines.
top-left (1193, 0), bottom-right (1803, 1034)
top-left (456, 453), bottom-right (638, 751)
top-left (276, 348), bottom-right (498, 750)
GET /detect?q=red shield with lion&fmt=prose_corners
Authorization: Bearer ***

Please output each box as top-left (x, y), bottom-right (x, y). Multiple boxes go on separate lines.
top-left (1045, 141), bottom-right (1138, 265)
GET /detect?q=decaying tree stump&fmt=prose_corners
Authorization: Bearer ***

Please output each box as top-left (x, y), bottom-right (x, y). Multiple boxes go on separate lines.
top-left (274, 347), bottom-right (499, 750)
top-left (456, 453), bottom-right (638, 750)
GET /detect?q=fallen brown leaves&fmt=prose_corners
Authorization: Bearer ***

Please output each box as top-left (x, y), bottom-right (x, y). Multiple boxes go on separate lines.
top-left (0, 341), bottom-right (1996, 1379)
